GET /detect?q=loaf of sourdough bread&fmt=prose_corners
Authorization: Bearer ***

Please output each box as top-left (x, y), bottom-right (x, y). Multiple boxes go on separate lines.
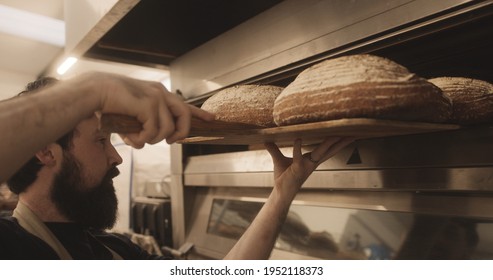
top-left (273, 54), bottom-right (452, 126)
top-left (429, 77), bottom-right (493, 125)
top-left (201, 84), bottom-right (283, 127)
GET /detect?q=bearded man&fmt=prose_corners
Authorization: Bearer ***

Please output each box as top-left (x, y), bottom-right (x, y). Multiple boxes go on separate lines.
top-left (1, 77), bottom-right (156, 259)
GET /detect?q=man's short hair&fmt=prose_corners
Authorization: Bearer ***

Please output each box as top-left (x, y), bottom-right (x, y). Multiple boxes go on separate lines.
top-left (7, 77), bottom-right (76, 194)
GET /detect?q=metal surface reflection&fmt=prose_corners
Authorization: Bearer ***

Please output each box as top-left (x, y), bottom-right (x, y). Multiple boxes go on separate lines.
top-left (207, 199), bottom-right (493, 260)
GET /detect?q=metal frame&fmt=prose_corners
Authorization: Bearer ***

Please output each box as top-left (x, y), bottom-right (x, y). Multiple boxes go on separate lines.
top-left (169, 0), bottom-right (489, 101)
top-left (184, 127), bottom-right (493, 191)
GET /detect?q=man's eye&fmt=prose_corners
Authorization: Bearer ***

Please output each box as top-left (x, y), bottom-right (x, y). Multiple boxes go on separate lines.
top-left (99, 138), bottom-right (107, 144)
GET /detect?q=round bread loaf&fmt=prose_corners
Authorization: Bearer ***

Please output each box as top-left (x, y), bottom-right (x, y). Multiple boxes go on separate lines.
top-left (429, 77), bottom-right (493, 125)
top-left (273, 54), bottom-right (452, 126)
top-left (201, 84), bottom-right (283, 127)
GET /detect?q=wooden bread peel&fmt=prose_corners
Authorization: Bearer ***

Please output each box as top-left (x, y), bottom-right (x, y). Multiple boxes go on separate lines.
top-left (101, 113), bottom-right (461, 146)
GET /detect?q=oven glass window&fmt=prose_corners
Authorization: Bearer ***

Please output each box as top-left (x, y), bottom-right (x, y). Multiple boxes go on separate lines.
top-left (207, 198), bottom-right (493, 259)
top-left (207, 199), bottom-right (263, 240)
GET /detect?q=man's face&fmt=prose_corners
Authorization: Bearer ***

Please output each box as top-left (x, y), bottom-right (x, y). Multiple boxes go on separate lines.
top-left (50, 116), bottom-right (123, 230)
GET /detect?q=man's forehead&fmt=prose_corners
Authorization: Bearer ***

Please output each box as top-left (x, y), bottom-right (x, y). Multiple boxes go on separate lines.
top-left (75, 114), bottom-right (102, 135)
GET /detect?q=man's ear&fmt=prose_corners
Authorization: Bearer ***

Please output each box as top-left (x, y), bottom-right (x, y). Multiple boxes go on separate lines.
top-left (35, 144), bottom-right (61, 167)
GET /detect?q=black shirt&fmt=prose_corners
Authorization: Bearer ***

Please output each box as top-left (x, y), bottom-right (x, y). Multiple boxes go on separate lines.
top-left (0, 217), bottom-right (172, 260)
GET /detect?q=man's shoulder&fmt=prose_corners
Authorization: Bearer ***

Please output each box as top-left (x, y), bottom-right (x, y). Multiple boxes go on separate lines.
top-left (0, 215), bottom-right (32, 242)
top-left (0, 216), bottom-right (22, 232)
top-left (89, 229), bottom-right (173, 260)
top-left (0, 216), bottom-right (59, 259)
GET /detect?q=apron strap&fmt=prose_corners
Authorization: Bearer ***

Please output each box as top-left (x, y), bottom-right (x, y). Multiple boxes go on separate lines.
top-left (13, 201), bottom-right (122, 260)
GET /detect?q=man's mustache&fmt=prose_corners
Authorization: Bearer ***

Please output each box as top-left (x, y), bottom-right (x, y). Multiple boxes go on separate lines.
top-left (106, 166), bottom-right (120, 180)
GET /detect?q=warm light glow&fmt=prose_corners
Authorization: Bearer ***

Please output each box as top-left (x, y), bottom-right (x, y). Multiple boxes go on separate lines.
top-left (57, 57), bottom-right (78, 75)
top-left (0, 4), bottom-right (65, 46)
top-left (161, 77), bottom-right (171, 91)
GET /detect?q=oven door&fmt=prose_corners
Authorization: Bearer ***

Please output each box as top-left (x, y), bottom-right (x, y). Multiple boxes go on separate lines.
top-left (185, 187), bottom-right (493, 260)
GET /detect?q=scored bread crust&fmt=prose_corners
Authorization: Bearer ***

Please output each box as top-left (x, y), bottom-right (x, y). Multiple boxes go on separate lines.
top-left (201, 84), bottom-right (284, 127)
top-left (273, 54), bottom-right (452, 126)
top-left (428, 77), bottom-right (493, 125)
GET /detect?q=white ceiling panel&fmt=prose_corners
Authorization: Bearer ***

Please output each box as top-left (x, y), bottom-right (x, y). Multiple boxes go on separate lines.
top-left (0, 0), bottom-right (64, 99)
top-left (0, 1), bottom-right (169, 101)
top-left (0, 0), bottom-right (64, 19)
top-left (0, 32), bottom-right (62, 75)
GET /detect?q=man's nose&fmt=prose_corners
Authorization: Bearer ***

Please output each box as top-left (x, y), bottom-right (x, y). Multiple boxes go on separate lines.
top-left (108, 144), bottom-right (123, 166)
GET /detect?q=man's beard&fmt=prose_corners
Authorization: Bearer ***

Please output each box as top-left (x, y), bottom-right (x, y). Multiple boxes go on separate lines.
top-left (51, 151), bottom-right (120, 230)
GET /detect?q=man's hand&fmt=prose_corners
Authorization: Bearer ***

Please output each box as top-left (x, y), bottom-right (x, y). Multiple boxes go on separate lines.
top-left (81, 73), bottom-right (215, 148)
top-left (265, 137), bottom-right (355, 195)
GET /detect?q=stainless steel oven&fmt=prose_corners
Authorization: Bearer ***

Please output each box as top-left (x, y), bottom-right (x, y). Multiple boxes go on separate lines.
top-left (169, 0), bottom-right (493, 259)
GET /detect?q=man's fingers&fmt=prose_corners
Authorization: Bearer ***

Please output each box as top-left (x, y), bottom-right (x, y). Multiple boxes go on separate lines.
top-left (292, 139), bottom-right (303, 163)
top-left (166, 114), bottom-right (190, 144)
top-left (146, 101), bottom-right (175, 144)
top-left (120, 134), bottom-right (145, 149)
top-left (264, 142), bottom-right (284, 162)
top-left (317, 137), bottom-right (355, 163)
top-left (167, 104), bottom-right (214, 144)
top-left (189, 104), bottom-right (215, 122)
top-left (164, 102), bottom-right (214, 144)
top-left (161, 93), bottom-right (215, 144)
top-left (309, 137), bottom-right (342, 162)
